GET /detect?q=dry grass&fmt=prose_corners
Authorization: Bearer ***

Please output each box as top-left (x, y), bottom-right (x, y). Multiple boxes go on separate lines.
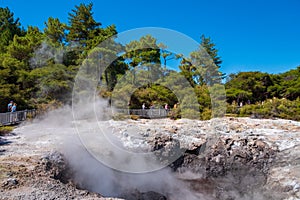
top-left (0, 126), bottom-right (13, 136)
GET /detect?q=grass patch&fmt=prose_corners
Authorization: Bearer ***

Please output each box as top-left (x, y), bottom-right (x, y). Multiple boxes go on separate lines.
top-left (0, 126), bottom-right (14, 136)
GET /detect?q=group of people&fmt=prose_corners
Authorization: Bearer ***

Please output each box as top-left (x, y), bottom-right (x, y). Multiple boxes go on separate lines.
top-left (142, 102), bottom-right (178, 111)
top-left (7, 100), bottom-right (17, 112)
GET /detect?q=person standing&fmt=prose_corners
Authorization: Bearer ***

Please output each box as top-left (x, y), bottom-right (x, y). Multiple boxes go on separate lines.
top-left (150, 103), bottom-right (154, 109)
top-left (164, 103), bottom-right (169, 111)
top-left (11, 103), bottom-right (17, 112)
top-left (7, 100), bottom-right (13, 112)
top-left (173, 103), bottom-right (177, 109)
top-left (11, 103), bottom-right (17, 122)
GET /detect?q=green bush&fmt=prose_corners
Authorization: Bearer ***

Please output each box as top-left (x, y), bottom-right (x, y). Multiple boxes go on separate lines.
top-left (112, 113), bottom-right (129, 121)
top-left (226, 102), bottom-right (239, 114)
top-left (169, 107), bottom-right (181, 120)
top-left (180, 108), bottom-right (200, 119)
top-left (0, 126), bottom-right (14, 136)
top-left (200, 107), bottom-right (212, 120)
top-left (227, 98), bottom-right (300, 121)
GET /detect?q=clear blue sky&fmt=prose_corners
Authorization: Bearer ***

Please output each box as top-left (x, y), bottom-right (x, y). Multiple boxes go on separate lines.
top-left (1, 0), bottom-right (300, 75)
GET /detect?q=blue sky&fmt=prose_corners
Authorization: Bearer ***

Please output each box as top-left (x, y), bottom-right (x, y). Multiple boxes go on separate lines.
top-left (1, 0), bottom-right (300, 75)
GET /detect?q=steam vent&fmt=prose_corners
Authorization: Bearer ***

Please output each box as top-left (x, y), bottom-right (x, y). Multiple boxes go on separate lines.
top-left (1, 114), bottom-right (300, 200)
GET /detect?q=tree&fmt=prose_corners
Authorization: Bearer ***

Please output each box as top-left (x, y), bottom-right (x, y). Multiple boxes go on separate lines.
top-left (272, 66), bottom-right (300, 100)
top-left (0, 7), bottom-right (25, 52)
top-left (190, 35), bottom-right (224, 85)
top-left (129, 84), bottom-right (178, 109)
top-left (124, 35), bottom-right (161, 67)
top-left (44, 17), bottom-right (67, 46)
top-left (225, 71), bottom-right (273, 103)
top-left (67, 3), bottom-right (101, 46)
top-left (178, 35), bottom-right (224, 86)
top-left (30, 64), bottom-right (74, 103)
top-left (7, 26), bottom-right (44, 63)
top-left (66, 3), bottom-right (118, 67)
top-left (200, 35), bottom-right (222, 68)
top-left (66, 3), bottom-right (101, 65)
top-left (178, 56), bottom-right (196, 87)
top-left (159, 43), bottom-right (177, 68)
top-left (123, 35), bottom-right (162, 84)
top-left (2, 26), bottom-right (45, 108)
top-left (104, 56), bottom-right (128, 91)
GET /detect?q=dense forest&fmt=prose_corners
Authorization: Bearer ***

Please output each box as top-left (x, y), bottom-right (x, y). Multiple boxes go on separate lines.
top-left (0, 3), bottom-right (299, 120)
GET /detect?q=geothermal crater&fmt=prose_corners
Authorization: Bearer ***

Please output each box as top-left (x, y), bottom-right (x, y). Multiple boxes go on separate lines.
top-left (0, 116), bottom-right (300, 200)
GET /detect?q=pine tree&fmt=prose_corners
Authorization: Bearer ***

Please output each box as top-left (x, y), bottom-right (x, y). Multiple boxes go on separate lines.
top-left (200, 35), bottom-right (222, 68)
top-left (0, 7), bottom-right (25, 52)
top-left (190, 35), bottom-right (224, 85)
top-left (44, 17), bottom-right (67, 46)
top-left (67, 3), bottom-right (101, 46)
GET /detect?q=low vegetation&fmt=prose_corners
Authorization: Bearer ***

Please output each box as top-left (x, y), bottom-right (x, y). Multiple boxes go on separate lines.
top-left (0, 126), bottom-right (13, 136)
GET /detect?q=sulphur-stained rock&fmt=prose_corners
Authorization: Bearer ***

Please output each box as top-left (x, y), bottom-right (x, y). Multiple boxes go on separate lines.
top-left (1, 116), bottom-right (300, 200)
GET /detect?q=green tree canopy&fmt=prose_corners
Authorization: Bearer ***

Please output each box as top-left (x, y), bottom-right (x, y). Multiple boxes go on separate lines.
top-left (0, 7), bottom-right (25, 52)
top-left (179, 35), bottom-right (224, 86)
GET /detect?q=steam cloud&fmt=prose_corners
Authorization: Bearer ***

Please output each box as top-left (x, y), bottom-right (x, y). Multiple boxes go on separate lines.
top-left (15, 96), bottom-right (273, 200)
top-left (30, 41), bottom-right (65, 68)
top-left (17, 97), bottom-right (207, 199)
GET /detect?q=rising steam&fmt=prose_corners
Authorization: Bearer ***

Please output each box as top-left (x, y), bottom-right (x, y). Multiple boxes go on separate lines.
top-left (16, 97), bottom-right (209, 199)
top-left (14, 95), bottom-right (274, 200)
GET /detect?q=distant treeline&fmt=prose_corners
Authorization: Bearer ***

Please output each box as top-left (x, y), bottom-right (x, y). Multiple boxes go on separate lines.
top-left (225, 69), bottom-right (300, 120)
top-left (0, 4), bottom-right (299, 120)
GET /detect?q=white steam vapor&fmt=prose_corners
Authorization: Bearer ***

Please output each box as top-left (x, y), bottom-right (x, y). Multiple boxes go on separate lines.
top-left (30, 41), bottom-right (65, 68)
top-left (16, 97), bottom-right (208, 199)
top-left (15, 97), bottom-right (271, 200)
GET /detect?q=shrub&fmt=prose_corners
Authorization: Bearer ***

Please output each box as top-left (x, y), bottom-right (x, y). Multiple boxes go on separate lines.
top-left (112, 113), bottom-right (129, 121)
top-left (200, 107), bottom-right (212, 120)
top-left (0, 126), bottom-right (14, 136)
top-left (181, 108), bottom-right (200, 119)
top-left (130, 115), bottom-right (140, 120)
top-left (36, 99), bottom-right (63, 115)
top-left (229, 98), bottom-right (300, 121)
top-left (169, 107), bottom-right (181, 120)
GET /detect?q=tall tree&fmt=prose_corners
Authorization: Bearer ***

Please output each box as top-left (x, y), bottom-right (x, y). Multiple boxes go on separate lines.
top-left (200, 35), bottom-right (222, 68)
top-left (67, 3), bottom-right (101, 47)
top-left (66, 3), bottom-right (101, 65)
top-left (0, 7), bottom-right (25, 52)
top-left (158, 43), bottom-right (177, 68)
top-left (269, 66), bottom-right (300, 100)
top-left (44, 17), bottom-right (67, 46)
top-left (6, 26), bottom-right (44, 64)
top-left (124, 35), bottom-right (162, 84)
top-left (178, 35), bottom-right (224, 86)
top-left (190, 35), bottom-right (224, 85)
top-left (66, 3), bottom-right (118, 66)
top-left (178, 56), bottom-right (196, 87)
top-left (0, 26), bottom-right (44, 110)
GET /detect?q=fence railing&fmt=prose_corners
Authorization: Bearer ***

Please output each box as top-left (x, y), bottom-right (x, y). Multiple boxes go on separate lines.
top-left (114, 108), bottom-right (169, 119)
top-left (0, 109), bottom-right (37, 126)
